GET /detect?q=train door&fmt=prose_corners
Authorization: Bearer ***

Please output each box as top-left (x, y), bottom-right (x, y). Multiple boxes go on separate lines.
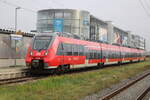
top-left (58, 42), bottom-right (64, 65)
top-left (62, 43), bottom-right (72, 65)
top-left (119, 46), bottom-right (122, 62)
top-left (84, 46), bottom-right (89, 65)
top-left (101, 46), bottom-right (107, 64)
top-left (99, 44), bottom-right (103, 63)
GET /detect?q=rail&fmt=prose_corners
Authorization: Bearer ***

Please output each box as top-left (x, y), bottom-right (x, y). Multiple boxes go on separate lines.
top-left (136, 86), bottom-right (150, 100)
top-left (99, 71), bottom-right (150, 100)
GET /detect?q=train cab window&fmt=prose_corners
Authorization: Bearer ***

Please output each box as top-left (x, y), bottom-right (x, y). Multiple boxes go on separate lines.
top-left (33, 36), bottom-right (53, 51)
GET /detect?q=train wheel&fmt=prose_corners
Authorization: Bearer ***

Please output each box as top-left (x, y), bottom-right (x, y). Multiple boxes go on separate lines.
top-left (138, 59), bottom-right (140, 62)
top-left (65, 65), bottom-right (70, 72)
top-left (118, 61), bottom-right (122, 65)
top-left (56, 65), bottom-right (70, 74)
top-left (56, 66), bottom-right (64, 75)
top-left (97, 63), bottom-right (104, 69)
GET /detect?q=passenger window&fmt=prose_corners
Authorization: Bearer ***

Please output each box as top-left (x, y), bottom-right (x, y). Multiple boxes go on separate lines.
top-left (56, 43), bottom-right (63, 55)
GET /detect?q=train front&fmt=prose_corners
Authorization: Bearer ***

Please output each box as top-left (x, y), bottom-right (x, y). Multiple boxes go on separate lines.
top-left (25, 33), bottom-right (56, 71)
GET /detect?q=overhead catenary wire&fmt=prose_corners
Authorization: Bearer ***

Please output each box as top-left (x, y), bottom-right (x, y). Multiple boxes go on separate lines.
top-left (26, 0), bottom-right (53, 9)
top-left (48, 0), bottom-right (65, 8)
top-left (0, 0), bottom-right (65, 12)
top-left (138, 0), bottom-right (150, 17)
top-left (146, 0), bottom-right (150, 5)
top-left (146, 0), bottom-right (150, 9)
top-left (142, 0), bottom-right (150, 9)
top-left (0, 0), bottom-right (36, 13)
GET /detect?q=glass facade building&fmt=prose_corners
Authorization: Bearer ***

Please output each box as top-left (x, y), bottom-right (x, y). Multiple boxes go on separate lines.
top-left (90, 16), bottom-right (108, 42)
top-left (37, 9), bottom-right (90, 39)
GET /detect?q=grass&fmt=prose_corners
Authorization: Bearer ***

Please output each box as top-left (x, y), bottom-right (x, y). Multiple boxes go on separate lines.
top-left (0, 58), bottom-right (150, 100)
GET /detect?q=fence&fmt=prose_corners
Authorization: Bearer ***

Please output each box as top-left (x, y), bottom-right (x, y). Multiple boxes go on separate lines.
top-left (0, 29), bottom-right (33, 67)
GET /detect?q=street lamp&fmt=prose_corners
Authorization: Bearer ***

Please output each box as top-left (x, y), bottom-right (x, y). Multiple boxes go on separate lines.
top-left (14, 7), bottom-right (21, 66)
top-left (15, 7), bottom-right (21, 33)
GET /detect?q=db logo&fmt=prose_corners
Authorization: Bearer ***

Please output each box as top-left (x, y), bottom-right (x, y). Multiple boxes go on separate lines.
top-left (36, 52), bottom-right (41, 56)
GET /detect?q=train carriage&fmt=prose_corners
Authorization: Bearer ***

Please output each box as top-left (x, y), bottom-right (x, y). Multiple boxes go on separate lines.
top-left (25, 33), bottom-right (145, 73)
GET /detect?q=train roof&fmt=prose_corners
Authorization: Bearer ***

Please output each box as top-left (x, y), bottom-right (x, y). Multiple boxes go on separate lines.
top-left (35, 33), bottom-right (57, 37)
top-left (35, 32), bottom-right (81, 39)
top-left (35, 32), bottom-right (145, 51)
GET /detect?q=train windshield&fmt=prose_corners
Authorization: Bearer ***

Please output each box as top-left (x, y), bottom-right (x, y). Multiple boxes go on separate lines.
top-left (33, 36), bottom-right (52, 50)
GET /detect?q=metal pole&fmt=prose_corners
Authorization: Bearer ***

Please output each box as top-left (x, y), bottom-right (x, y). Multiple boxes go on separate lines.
top-left (15, 8), bottom-right (17, 32)
top-left (14, 7), bottom-right (20, 66)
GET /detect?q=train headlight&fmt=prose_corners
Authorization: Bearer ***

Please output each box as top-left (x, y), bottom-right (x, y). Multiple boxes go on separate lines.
top-left (44, 51), bottom-right (48, 56)
top-left (30, 51), bottom-right (33, 56)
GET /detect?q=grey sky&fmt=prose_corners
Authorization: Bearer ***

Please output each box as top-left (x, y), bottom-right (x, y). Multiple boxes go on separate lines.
top-left (0, 0), bottom-right (150, 50)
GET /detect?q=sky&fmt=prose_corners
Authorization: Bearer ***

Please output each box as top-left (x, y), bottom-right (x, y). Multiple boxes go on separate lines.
top-left (0, 0), bottom-right (150, 50)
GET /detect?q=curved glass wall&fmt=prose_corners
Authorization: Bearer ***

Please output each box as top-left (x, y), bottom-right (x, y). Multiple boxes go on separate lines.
top-left (37, 9), bottom-right (90, 39)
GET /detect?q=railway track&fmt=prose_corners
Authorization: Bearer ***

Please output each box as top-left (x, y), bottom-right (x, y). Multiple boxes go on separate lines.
top-left (0, 68), bottom-right (51, 85)
top-left (0, 76), bottom-right (40, 85)
top-left (0, 67), bottom-right (33, 85)
top-left (0, 73), bottom-right (49, 86)
top-left (0, 68), bottom-right (29, 80)
top-left (0, 66), bottom-right (105, 86)
top-left (99, 71), bottom-right (150, 100)
top-left (136, 86), bottom-right (150, 100)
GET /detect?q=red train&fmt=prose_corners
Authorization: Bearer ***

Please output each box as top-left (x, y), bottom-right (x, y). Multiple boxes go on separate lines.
top-left (25, 33), bottom-right (145, 72)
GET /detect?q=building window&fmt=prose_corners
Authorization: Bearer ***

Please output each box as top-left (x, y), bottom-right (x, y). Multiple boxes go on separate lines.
top-left (64, 12), bottom-right (71, 18)
top-left (55, 12), bottom-right (63, 18)
top-left (38, 12), bottom-right (49, 19)
top-left (48, 12), bottom-right (54, 19)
